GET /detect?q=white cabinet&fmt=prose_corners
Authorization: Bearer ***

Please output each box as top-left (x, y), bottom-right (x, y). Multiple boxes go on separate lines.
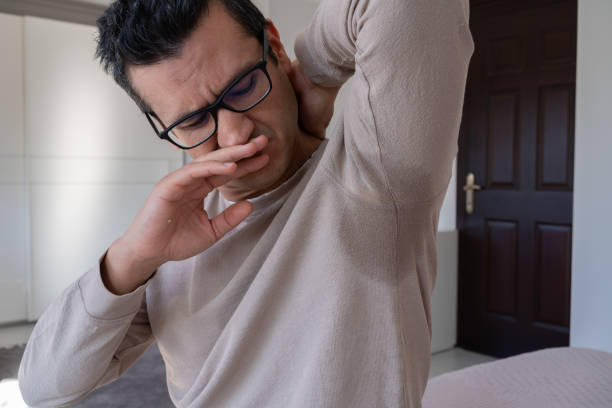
top-left (432, 231), bottom-right (459, 353)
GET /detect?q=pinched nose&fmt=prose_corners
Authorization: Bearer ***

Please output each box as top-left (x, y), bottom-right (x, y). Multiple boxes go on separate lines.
top-left (216, 108), bottom-right (255, 148)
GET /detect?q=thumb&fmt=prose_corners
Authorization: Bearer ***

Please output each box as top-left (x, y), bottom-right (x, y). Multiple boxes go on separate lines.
top-left (210, 201), bottom-right (253, 240)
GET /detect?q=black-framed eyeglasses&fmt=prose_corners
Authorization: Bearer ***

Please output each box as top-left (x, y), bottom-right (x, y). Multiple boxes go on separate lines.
top-left (145, 30), bottom-right (272, 150)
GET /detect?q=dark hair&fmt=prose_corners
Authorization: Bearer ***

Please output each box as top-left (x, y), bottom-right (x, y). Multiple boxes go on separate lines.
top-left (95, 0), bottom-right (273, 112)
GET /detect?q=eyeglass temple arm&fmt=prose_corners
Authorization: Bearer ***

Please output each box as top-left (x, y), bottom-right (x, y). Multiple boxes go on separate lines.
top-left (262, 29), bottom-right (269, 60)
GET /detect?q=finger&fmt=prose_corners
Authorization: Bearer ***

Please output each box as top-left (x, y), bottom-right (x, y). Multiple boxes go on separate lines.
top-left (193, 135), bottom-right (268, 164)
top-left (185, 161), bottom-right (236, 181)
top-left (183, 174), bottom-right (229, 200)
top-left (210, 153), bottom-right (269, 185)
top-left (183, 154), bottom-right (270, 200)
top-left (210, 201), bottom-right (253, 240)
top-left (180, 154), bottom-right (270, 200)
top-left (159, 161), bottom-right (236, 201)
top-left (228, 153), bottom-right (270, 180)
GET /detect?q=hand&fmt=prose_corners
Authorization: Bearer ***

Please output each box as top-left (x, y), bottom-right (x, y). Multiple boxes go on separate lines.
top-left (102, 136), bottom-right (269, 294)
top-left (289, 60), bottom-right (340, 140)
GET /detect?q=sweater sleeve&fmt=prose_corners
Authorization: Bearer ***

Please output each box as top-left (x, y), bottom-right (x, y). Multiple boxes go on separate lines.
top-left (294, 0), bottom-right (474, 203)
top-left (18, 253), bottom-right (155, 407)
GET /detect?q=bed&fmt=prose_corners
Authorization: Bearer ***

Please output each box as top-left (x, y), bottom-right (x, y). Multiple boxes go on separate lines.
top-left (423, 347), bottom-right (612, 407)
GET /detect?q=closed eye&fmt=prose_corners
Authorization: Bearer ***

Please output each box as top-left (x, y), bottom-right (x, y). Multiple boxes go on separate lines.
top-left (226, 75), bottom-right (256, 99)
top-left (180, 112), bottom-right (212, 130)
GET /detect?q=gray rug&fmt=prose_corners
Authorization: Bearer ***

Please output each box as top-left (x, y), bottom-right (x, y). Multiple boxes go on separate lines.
top-left (0, 343), bottom-right (173, 407)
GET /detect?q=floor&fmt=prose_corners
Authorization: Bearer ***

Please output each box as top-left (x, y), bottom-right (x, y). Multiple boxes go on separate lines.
top-left (0, 323), bottom-right (35, 349)
top-left (429, 347), bottom-right (497, 378)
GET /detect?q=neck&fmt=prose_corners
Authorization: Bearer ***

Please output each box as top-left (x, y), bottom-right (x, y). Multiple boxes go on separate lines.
top-left (277, 129), bottom-right (322, 188)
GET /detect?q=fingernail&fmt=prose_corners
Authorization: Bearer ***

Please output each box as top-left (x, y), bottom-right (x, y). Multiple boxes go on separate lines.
top-left (224, 162), bottom-right (234, 167)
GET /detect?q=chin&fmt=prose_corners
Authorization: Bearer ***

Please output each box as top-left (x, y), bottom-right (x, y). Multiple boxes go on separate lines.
top-left (222, 161), bottom-right (286, 201)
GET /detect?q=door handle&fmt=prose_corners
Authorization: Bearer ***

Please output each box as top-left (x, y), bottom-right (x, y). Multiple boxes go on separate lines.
top-left (463, 172), bottom-right (481, 215)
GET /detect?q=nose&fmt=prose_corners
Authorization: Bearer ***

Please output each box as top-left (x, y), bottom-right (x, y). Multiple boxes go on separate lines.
top-left (216, 108), bottom-right (254, 148)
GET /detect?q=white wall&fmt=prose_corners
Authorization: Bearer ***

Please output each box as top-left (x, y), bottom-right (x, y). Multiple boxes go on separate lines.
top-left (0, 15), bottom-right (187, 322)
top-left (431, 230), bottom-right (458, 352)
top-left (570, 0), bottom-right (612, 353)
top-left (0, 13), bottom-right (28, 323)
top-left (24, 16), bottom-right (183, 318)
top-left (80, 0), bottom-right (111, 5)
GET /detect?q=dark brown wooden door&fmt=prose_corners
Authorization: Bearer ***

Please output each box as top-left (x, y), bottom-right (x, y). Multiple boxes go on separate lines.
top-left (457, 0), bottom-right (576, 358)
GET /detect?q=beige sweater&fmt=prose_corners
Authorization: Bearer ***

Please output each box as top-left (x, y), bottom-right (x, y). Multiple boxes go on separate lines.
top-left (18, 0), bottom-right (473, 406)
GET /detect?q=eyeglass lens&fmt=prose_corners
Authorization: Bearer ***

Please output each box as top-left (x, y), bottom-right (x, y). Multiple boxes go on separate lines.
top-left (152, 68), bottom-right (270, 149)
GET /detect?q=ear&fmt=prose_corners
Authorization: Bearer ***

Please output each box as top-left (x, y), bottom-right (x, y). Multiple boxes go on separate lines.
top-left (265, 19), bottom-right (292, 74)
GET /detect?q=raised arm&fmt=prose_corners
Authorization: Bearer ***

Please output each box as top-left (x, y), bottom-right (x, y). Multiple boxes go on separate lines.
top-left (295, 0), bottom-right (474, 203)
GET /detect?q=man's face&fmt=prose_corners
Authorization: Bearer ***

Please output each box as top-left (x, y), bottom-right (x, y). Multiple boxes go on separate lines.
top-left (128, 2), bottom-right (304, 201)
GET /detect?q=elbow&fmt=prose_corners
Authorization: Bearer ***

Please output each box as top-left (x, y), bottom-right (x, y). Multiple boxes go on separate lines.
top-left (18, 360), bottom-right (51, 408)
top-left (18, 363), bottom-right (42, 408)
top-left (18, 359), bottom-right (87, 408)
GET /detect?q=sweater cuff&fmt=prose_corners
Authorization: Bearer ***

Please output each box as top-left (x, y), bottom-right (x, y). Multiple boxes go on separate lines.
top-left (77, 252), bottom-right (150, 320)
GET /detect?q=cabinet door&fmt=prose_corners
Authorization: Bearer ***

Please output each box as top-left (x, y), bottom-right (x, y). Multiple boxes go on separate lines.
top-left (0, 13), bottom-right (27, 324)
top-left (25, 16), bottom-right (183, 319)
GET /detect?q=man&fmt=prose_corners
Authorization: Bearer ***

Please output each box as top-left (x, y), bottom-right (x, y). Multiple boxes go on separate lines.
top-left (19, 0), bottom-right (473, 406)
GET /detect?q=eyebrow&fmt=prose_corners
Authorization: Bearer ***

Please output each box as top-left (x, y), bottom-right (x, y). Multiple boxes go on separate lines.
top-left (169, 57), bottom-right (260, 125)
